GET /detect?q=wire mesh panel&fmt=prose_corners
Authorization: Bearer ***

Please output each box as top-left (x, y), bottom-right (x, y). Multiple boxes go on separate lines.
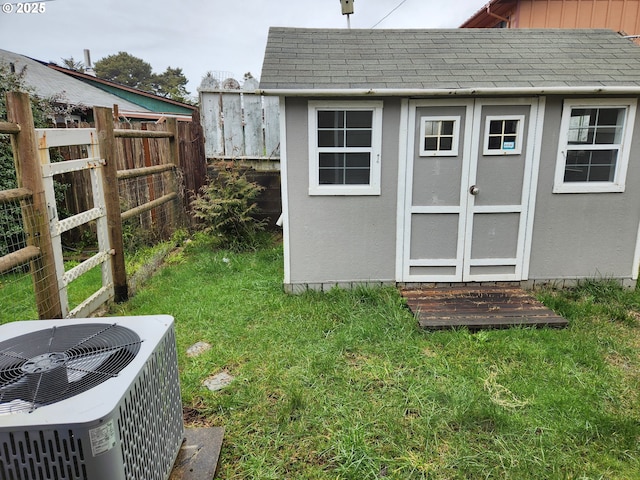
top-left (0, 195), bottom-right (41, 323)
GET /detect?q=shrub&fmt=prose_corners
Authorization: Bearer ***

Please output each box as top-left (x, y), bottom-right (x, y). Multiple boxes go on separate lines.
top-left (191, 162), bottom-right (267, 251)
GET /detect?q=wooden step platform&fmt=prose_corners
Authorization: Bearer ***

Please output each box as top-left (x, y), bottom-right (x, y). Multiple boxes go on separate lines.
top-left (401, 286), bottom-right (568, 330)
top-left (170, 427), bottom-right (225, 480)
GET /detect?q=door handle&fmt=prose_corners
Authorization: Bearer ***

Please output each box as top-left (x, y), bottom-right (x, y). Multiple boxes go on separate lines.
top-left (469, 185), bottom-right (480, 196)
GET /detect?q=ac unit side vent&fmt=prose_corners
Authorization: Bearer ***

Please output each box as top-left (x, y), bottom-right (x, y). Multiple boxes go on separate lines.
top-left (117, 329), bottom-right (183, 480)
top-left (0, 429), bottom-right (87, 480)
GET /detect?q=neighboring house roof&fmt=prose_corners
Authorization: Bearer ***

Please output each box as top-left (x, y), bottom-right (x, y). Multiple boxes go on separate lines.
top-left (460, 0), bottom-right (640, 31)
top-left (259, 28), bottom-right (640, 95)
top-left (461, 0), bottom-right (516, 28)
top-left (47, 64), bottom-right (197, 116)
top-left (0, 48), bottom-right (150, 114)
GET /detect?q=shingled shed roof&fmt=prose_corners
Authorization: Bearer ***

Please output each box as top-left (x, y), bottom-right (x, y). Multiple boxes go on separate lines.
top-left (259, 28), bottom-right (640, 95)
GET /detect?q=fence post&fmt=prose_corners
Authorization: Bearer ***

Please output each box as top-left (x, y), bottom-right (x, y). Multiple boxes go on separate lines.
top-left (94, 106), bottom-right (128, 302)
top-left (6, 92), bottom-right (63, 319)
top-left (165, 117), bottom-right (184, 227)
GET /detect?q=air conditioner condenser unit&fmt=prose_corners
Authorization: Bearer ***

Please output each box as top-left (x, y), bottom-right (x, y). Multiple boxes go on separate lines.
top-left (0, 315), bottom-right (184, 480)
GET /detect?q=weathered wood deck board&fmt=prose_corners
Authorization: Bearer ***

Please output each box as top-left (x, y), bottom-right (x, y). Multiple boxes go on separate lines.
top-left (402, 286), bottom-right (568, 330)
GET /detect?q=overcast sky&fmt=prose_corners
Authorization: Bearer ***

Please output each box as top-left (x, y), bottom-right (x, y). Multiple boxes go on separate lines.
top-left (0, 0), bottom-right (485, 97)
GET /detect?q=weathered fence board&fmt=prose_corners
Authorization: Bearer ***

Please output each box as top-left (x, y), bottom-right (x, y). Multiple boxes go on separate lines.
top-left (221, 89), bottom-right (244, 157)
top-left (199, 75), bottom-right (280, 166)
top-left (242, 78), bottom-right (264, 158)
top-left (264, 96), bottom-right (280, 158)
top-left (200, 87), bottom-right (224, 155)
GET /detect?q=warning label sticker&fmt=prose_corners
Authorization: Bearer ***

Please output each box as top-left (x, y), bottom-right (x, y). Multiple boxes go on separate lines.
top-left (89, 419), bottom-right (117, 456)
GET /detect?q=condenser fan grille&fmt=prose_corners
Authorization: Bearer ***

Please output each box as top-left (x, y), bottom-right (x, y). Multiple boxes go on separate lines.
top-left (0, 323), bottom-right (141, 414)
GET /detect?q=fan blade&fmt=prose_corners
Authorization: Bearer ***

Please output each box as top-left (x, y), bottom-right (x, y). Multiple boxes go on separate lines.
top-left (65, 350), bottom-right (117, 382)
top-left (0, 361), bottom-right (25, 389)
top-left (0, 375), bottom-right (30, 403)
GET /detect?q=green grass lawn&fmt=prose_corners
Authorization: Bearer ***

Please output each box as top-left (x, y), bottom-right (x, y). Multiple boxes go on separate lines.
top-left (0, 262), bottom-right (103, 323)
top-left (108, 238), bottom-right (640, 479)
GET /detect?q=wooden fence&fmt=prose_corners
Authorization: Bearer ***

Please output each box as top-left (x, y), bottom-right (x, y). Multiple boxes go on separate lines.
top-left (0, 92), bottom-right (207, 319)
top-left (58, 110), bottom-right (207, 240)
top-left (199, 75), bottom-right (280, 170)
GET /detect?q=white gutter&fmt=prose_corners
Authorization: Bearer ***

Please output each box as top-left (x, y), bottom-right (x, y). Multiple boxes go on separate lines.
top-left (257, 86), bottom-right (640, 97)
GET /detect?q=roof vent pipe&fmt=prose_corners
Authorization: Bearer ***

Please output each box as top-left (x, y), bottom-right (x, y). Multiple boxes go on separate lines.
top-left (83, 49), bottom-right (96, 77)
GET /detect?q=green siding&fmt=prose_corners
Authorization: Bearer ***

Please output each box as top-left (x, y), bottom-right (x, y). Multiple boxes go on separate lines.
top-left (81, 80), bottom-right (193, 115)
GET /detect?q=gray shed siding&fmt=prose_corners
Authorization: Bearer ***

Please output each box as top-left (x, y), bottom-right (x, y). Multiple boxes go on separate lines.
top-left (284, 98), bottom-right (401, 289)
top-left (527, 96), bottom-right (640, 285)
top-left (282, 94), bottom-right (640, 290)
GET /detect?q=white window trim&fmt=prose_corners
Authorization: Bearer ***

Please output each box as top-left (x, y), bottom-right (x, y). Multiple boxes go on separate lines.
top-left (308, 100), bottom-right (383, 196)
top-left (419, 115), bottom-right (460, 157)
top-left (553, 98), bottom-right (637, 194)
top-left (483, 115), bottom-right (525, 155)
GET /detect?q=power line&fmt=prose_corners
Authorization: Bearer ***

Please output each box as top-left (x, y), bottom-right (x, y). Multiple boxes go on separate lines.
top-left (371, 0), bottom-right (410, 28)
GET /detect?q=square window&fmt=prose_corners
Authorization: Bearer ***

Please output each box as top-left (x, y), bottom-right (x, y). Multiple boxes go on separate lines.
top-left (554, 99), bottom-right (636, 193)
top-left (309, 102), bottom-right (382, 195)
top-left (419, 116), bottom-right (460, 156)
top-left (484, 116), bottom-right (524, 155)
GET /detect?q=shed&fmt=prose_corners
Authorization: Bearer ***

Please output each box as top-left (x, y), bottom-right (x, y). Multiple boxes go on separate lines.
top-left (259, 28), bottom-right (640, 292)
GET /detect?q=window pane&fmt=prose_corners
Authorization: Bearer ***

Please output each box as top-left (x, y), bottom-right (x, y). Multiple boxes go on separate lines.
top-left (319, 153), bottom-right (344, 168)
top-left (424, 137), bottom-right (438, 151)
top-left (564, 163), bottom-right (589, 182)
top-left (318, 110), bottom-right (344, 128)
top-left (441, 121), bottom-right (454, 135)
top-left (590, 149), bottom-right (617, 167)
top-left (346, 130), bottom-right (372, 147)
top-left (568, 126), bottom-right (593, 144)
top-left (318, 130), bottom-right (344, 147)
top-left (440, 137), bottom-right (453, 151)
top-left (424, 121), bottom-right (437, 136)
top-left (319, 168), bottom-right (344, 184)
top-left (504, 120), bottom-right (518, 134)
top-left (565, 150), bottom-right (586, 166)
top-left (345, 153), bottom-right (370, 168)
top-left (594, 126), bottom-right (622, 144)
top-left (597, 108), bottom-right (624, 126)
top-left (489, 120), bottom-right (503, 134)
top-left (346, 111), bottom-right (373, 128)
top-left (345, 169), bottom-right (370, 184)
top-left (488, 136), bottom-right (501, 150)
top-left (589, 166), bottom-right (614, 182)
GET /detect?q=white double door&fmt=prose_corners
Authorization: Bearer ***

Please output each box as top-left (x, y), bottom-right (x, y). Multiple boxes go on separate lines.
top-left (401, 98), bottom-right (543, 283)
